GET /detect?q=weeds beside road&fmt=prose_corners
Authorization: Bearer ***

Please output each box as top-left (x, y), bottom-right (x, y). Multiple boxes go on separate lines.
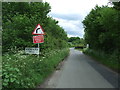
top-left (2, 48), bottom-right (69, 88)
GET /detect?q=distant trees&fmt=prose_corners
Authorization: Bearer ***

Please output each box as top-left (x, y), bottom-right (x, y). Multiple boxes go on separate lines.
top-left (68, 37), bottom-right (85, 47)
top-left (68, 37), bottom-right (80, 43)
top-left (2, 2), bottom-right (68, 53)
top-left (82, 4), bottom-right (120, 53)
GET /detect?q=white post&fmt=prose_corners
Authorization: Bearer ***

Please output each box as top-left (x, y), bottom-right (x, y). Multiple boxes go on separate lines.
top-left (87, 44), bottom-right (89, 48)
top-left (38, 43), bottom-right (39, 58)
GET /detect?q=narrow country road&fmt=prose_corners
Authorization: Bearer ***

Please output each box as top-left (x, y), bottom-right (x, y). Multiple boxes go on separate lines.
top-left (39, 48), bottom-right (119, 88)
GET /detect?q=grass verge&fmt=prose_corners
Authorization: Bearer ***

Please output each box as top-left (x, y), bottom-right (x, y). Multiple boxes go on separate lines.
top-left (83, 48), bottom-right (120, 73)
top-left (2, 48), bottom-right (69, 88)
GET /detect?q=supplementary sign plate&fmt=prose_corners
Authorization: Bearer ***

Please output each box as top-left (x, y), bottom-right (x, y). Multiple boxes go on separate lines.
top-left (33, 35), bottom-right (44, 43)
top-left (25, 47), bottom-right (39, 54)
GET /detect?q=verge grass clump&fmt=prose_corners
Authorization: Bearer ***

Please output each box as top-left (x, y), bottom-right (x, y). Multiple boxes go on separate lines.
top-left (83, 48), bottom-right (120, 73)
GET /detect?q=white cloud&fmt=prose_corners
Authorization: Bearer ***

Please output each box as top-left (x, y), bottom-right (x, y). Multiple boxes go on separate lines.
top-left (44, 0), bottom-right (109, 38)
top-left (67, 34), bottom-right (80, 38)
top-left (53, 17), bottom-right (84, 38)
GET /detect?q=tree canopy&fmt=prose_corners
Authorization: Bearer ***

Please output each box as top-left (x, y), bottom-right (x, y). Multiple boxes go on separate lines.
top-left (2, 2), bottom-right (68, 53)
top-left (82, 5), bottom-right (120, 53)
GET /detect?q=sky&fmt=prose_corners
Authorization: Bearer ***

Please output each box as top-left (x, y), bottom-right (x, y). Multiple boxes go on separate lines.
top-left (43, 0), bottom-right (109, 38)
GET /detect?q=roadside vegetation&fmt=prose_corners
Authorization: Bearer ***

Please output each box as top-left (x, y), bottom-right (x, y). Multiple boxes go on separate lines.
top-left (2, 48), bottom-right (69, 88)
top-left (68, 37), bottom-right (86, 50)
top-left (83, 49), bottom-right (119, 72)
top-left (2, 2), bottom-right (69, 88)
top-left (82, 2), bottom-right (120, 73)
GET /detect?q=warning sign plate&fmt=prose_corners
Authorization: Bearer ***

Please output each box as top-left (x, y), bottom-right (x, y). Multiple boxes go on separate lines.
top-left (32, 24), bottom-right (45, 35)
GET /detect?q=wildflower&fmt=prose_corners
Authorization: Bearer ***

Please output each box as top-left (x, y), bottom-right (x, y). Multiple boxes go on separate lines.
top-left (42, 57), bottom-right (45, 59)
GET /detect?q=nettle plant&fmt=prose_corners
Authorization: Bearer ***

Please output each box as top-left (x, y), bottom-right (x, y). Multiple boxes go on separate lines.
top-left (2, 64), bottom-right (22, 88)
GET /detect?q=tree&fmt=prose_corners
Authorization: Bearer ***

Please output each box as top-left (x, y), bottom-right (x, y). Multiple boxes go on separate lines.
top-left (68, 37), bottom-right (85, 47)
top-left (82, 5), bottom-right (120, 53)
top-left (113, 1), bottom-right (120, 10)
top-left (2, 2), bottom-right (68, 53)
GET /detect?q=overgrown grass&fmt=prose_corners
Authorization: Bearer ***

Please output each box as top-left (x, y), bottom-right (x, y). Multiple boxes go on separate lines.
top-left (83, 48), bottom-right (120, 73)
top-left (2, 48), bottom-right (69, 88)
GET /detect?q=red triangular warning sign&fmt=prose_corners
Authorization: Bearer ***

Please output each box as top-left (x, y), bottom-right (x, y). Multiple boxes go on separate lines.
top-left (32, 24), bottom-right (45, 35)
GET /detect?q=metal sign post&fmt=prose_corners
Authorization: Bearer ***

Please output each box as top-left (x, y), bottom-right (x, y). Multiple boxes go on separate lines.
top-left (38, 43), bottom-right (39, 58)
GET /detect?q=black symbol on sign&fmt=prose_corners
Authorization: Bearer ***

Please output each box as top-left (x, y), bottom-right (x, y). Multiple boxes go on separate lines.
top-left (36, 28), bottom-right (40, 33)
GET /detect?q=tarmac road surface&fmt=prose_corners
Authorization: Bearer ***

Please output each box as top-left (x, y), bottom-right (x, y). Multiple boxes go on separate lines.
top-left (39, 48), bottom-right (119, 88)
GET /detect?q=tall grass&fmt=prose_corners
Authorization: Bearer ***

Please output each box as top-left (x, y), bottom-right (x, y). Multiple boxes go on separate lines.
top-left (83, 48), bottom-right (120, 73)
top-left (2, 48), bottom-right (69, 88)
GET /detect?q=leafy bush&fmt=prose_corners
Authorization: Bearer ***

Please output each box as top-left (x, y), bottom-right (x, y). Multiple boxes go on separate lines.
top-left (2, 65), bottom-right (22, 88)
